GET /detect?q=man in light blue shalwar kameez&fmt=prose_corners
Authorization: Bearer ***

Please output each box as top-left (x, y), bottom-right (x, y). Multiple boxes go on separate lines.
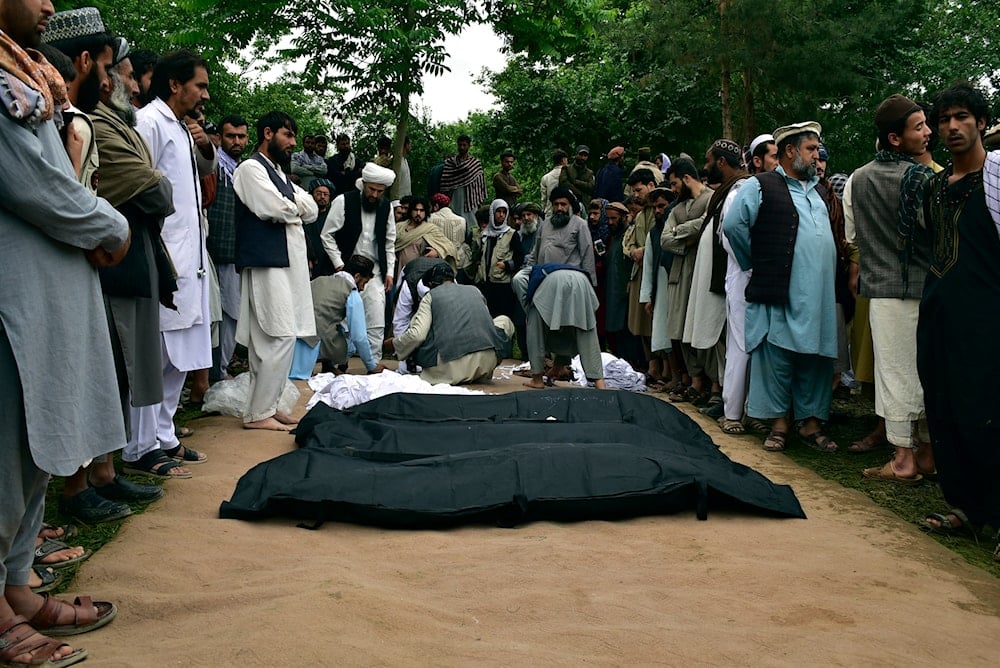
top-left (723, 121), bottom-right (839, 453)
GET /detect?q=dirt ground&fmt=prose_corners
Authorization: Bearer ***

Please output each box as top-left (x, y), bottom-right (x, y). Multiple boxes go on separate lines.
top-left (69, 364), bottom-right (1000, 666)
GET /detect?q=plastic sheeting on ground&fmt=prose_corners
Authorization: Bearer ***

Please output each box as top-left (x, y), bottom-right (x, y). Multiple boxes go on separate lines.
top-left (220, 389), bottom-right (805, 528)
top-left (202, 372), bottom-right (300, 418)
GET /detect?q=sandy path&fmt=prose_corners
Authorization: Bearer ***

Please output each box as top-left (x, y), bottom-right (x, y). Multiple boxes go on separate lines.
top-left (68, 368), bottom-right (1000, 666)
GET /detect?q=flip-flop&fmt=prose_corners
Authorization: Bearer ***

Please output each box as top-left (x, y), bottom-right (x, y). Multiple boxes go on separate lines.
top-left (122, 451), bottom-right (192, 479)
top-left (862, 461), bottom-right (923, 485)
top-left (28, 594), bottom-right (117, 637)
top-left (34, 540), bottom-right (92, 570)
top-left (30, 567), bottom-right (63, 594)
top-left (164, 444), bottom-right (208, 464)
top-left (175, 426), bottom-right (195, 438)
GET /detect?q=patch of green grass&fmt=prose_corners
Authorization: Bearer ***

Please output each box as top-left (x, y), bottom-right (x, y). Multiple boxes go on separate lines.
top-left (771, 384), bottom-right (999, 578)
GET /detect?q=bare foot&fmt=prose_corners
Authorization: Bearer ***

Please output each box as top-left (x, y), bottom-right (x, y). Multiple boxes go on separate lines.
top-left (37, 525), bottom-right (66, 541)
top-left (244, 417), bottom-right (294, 432)
top-left (274, 412), bottom-right (299, 426)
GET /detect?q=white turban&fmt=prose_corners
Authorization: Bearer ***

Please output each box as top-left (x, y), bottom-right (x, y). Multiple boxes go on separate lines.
top-left (357, 162), bottom-right (395, 189)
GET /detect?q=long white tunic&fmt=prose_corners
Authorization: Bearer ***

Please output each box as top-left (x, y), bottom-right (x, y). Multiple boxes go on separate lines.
top-left (136, 97), bottom-right (212, 370)
top-left (232, 154), bottom-right (319, 339)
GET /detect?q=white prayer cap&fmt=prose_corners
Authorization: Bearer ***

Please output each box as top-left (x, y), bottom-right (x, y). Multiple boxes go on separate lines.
top-left (361, 162), bottom-right (395, 186)
top-left (749, 133), bottom-right (774, 156)
top-left (390, 200), bottom-right (401, 209)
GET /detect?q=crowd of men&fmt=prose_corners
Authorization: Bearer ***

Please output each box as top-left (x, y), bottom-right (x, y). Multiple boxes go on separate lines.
top-left (1, 2), bottom-right (998, 665)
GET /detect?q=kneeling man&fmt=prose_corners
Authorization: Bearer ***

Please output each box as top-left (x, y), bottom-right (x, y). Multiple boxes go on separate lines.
top-left (308, 255), bottom-right (385, 374)
top-left (388, 264), bottom-right (513, 385)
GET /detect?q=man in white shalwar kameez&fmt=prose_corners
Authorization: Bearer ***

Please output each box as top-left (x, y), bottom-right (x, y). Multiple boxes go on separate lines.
top-left (129, 50), bottom-right (215, 477)
top-left (233, 111), bottom-right (318, 431)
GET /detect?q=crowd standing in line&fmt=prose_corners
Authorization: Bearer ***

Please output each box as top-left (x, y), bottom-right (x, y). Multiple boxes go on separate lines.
top-left (1, 3), bottom-right (999, 665)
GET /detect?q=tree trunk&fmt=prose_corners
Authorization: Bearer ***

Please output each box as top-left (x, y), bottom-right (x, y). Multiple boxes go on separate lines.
top-left (719, 0), bottom-right (733, 138)
top-left (743, 65), bottom-right (755, 143)
top-left (390, 90), bottom-right (410, 200)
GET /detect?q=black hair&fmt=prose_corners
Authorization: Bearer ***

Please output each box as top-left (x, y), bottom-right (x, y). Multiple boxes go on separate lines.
top-left (377, 135), bottom-right (392, 149)
top-left (409, 196), bottom-right (430, 215)
top-left (931, 82), bottom-right (991, 128)
top-left (37, 44), bottom-right (76, 83)
top-left (129, 49), bottom-right (157, 76)
top-left (335, 133), bottom-right (350, 142)
top-left (457, 134), bottom-right (472, 144)
top-left (474, 205), bottom-right (490, 225)
top-left (666, 159), bottom-right (699, 182)
top-left (627, 168), bottom-right (657, 187)
top-left (637, 147), bottom-right (653, 162)
top-left (48, 32), bottom-right (116, 64)
top-left (313, 134), bottom-right (329, 144)
top-left (752, 140), bottom-right (775, 162)
top-left (344, 254), bottom-right (375, 279)
top-left (219, 114), bottom-right (248, 131)
top-left (255, 110), bottom-right (297, 147)
top-left (551, 149), bottom-right (567, 165)
top-left (150, 49), bottom-right (208, 102)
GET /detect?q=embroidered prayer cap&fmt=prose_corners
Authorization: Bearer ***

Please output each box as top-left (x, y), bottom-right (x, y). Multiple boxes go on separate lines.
top-left (607, 146), bottom-right (625, 160)
top-left (360, 162), bottom-right (395, 186)
top-left (874, 94), bottom-right (921, 135)
top-left (748, 133), bottom-right (774, 156)
top-left (818, 143), bottom-right (829, 161)
top-left (711, 138), bottom-right (742, 162)
top-left (431, 193), bottom-right (451, 207)
top-left (42, 7), bottom-right (107, 44)
top-left (773, 121), bottom-right (822, 146)
top-left (575, 144), bottom-right (590, 155)
top-left (606, 201), bottom-right (629, 216)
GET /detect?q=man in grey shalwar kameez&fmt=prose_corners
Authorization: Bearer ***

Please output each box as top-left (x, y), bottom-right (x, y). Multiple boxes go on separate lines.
top-left (523, 267), bottom-right (606, 389)
top-left (1, 4), bottom-right (124, 657)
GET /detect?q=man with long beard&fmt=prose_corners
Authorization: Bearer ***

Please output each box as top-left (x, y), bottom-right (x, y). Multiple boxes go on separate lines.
top-left (320, 162), bottom-right (397, 361)
top-left (233, 111), bottom-right (318, 431)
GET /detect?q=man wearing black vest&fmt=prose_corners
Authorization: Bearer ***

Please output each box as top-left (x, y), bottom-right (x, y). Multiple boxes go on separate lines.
top-left (320, 162), bottom-right (397, 362)
top-left (233, 111), bottom-right (318, 431)
top-left (723, 121), bottom-right (839, 454)
top-left (388, 264), bottom-right (513, 385)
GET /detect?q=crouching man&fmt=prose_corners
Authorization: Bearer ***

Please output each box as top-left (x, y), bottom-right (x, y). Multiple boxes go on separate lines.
top-left (387, 264), bottom-right (513, 385)
top-left (307, 255), bottom-right (385, 374)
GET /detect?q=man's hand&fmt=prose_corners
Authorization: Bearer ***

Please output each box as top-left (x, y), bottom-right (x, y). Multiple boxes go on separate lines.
top-left (424, 248), bottom-right (439, 258)
top-left (848, 261), bottom-right (860, 298)
top-left (367, 363), bottom-right (387, 374)
top-left (65, 122), bottom-right (84, 179)
top-left (384, 274), bottom-right (394, 292)
top-left (495, 261), bottom-right (505, 270)
top-left (86, 229), bottom-right (132, 268)
top-left (185, 116), bottom-right (210, 148)
top-left (631, 247), bottom-right (644, 262)
top-left (644, 302), bottom-right (653, 315)
top-left (383, 337), bottom-right (395, 354)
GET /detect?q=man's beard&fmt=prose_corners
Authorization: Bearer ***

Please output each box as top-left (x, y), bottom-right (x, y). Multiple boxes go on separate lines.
top-left (706, 164), bottom-right (724, 184)
top-left (361, 195), bottom-right (379, 212)
top-left (521, 219), bottom-right (538, 235)
top-left (550, 211), bottom-right (571, 228)
top-left (268, 136), bottom-right (291, 168)
top-left (77, 66), bottom-right (102, 113)
top-left (792, 154), bottom-right (817, 179)
top-left (108, 69), bottom-right (136, 125)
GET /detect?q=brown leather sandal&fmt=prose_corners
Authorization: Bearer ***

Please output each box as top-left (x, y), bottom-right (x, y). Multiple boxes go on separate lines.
top-left (0, 615), bottom-right (87, 667)
top-left (27, 594), bottom-right (117, 637)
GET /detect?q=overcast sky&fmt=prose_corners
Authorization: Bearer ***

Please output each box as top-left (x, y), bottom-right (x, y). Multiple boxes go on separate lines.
top-left (414, 24), bottom-right (508, 124)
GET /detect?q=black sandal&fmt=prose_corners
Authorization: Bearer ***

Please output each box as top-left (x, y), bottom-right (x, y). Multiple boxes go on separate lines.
top-left (163, 444), bottom-right (208, 464)
top-left (122, 451), bottom-right (192, 478)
